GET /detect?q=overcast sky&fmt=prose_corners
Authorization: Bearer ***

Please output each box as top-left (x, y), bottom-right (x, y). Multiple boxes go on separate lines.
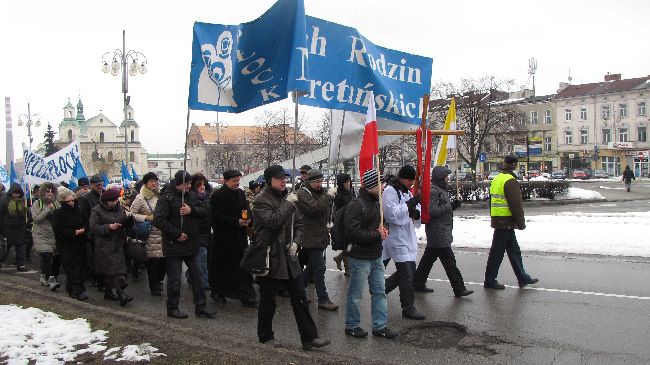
top-left (1, 0), bottom-right (648, 163)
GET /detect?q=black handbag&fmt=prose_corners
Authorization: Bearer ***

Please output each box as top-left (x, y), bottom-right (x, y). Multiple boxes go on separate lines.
top-left (126, 237), bottom-right (149, 263)
top-left (240, 243), bottom-right (269, 276)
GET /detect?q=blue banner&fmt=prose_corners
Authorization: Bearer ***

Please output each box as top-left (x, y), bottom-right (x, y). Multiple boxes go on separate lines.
top-left (188, 0), bottom-right (432, 125)
top-left (188, 0), bottom-right (308, 112)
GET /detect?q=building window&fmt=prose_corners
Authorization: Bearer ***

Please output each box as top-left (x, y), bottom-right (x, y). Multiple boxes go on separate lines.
top-left (580, 130), bottom-right (588, 144)
top-left (601, 156), bottom-right (621, 176)
top-left (580, 108), bottom-right (588, 120)
top-left (67, 130), bottom-right (72, 141)
top-left (107, 151), bottom-right (113, 161)
top-left (129, 151), bottom-right (135, 162)
top-left (544, 137), bottom-right (552, 151)
top-left (544, 110), bottom-right (552, 124)
top-left (130, 130), bottom-right (135, 142)
top-left (99, 132), bottom-right (104, 143)
top-left (602, 105), bottom-right (610, 119)
top-left (619, 103), bottom-right (627, 118)
top-left (639, 102), bottom-right (646, 116)
top-left (602, 129), bottom-right (611, 143)
top-left (619, 128), bottom-right (628, 142)
top-left (128, 112), bottom-right (132, 119)
top-left (564, 131), bottom-right (572, 144)
top-left (565, 109), bottom-right (572, 121)
top-left (530, 111), bottom-right (538, 125)
top-left (638, 126), bottom-right (647, 142)
top-left (67, 111), bottom-right (72, 118)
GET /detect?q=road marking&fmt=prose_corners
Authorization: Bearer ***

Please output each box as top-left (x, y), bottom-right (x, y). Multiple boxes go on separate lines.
top-left (325, 269), bottom-right (650, 300)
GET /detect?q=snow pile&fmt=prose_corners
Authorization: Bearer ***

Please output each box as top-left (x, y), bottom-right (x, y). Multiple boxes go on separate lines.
top-left (104, 344), bottom-right (166, 362)
top-left (0, 305), bottom-right (108, 364)
top-left (556, 187), bottom-right (604, 200)
top-left (417, 212), bottom-right (650, 257)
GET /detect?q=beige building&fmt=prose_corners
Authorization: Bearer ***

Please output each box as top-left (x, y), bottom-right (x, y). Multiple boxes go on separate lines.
top-left (55, 99), bottom-right (148, 178)
top-left (554, 74), bottom-right (650, 176)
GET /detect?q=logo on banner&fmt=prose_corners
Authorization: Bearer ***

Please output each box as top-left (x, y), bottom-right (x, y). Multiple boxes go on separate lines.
top-left (198, 31), bottom-right (237, 107)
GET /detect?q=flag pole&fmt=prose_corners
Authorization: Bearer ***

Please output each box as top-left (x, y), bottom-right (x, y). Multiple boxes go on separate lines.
top-left (454, 147), bottom-right (460, 199)
top-left (376, 153), bottom-right (384, 229)
top-left (291, 90), bottom-right (300, 192)
top-left (181, 107), bottom-right (191, 227)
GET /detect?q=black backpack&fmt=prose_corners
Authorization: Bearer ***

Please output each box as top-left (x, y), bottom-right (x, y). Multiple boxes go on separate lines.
top-left (330, 198), bottom-right (365, 251)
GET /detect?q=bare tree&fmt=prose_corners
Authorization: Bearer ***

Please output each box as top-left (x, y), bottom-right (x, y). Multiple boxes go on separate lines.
top-left (429, 77), bottom-right (521, 180)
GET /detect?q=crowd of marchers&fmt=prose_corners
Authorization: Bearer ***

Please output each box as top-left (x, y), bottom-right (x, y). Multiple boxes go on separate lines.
top-left (0, 155), bottom-right (538, 351)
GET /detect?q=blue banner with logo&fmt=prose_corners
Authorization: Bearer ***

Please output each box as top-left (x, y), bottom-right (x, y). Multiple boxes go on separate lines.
top-left (188, 0), bottom-right (432, 126)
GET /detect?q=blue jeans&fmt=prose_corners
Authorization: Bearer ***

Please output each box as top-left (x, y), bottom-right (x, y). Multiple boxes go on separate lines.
top-left (302, 248), bottom-right (329, 303)
top-left (485, 229), bottom-right (532, 285)
top-left (345, 257), bottom-right (388, 332)
top-left (185, 246), bottom-right (209, 289)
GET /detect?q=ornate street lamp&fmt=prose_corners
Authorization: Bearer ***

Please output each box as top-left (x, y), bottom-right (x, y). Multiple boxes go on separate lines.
top-left (100, 30), bottom-right (147, 168)
top-left (18, 103), bottom-right (41, 150)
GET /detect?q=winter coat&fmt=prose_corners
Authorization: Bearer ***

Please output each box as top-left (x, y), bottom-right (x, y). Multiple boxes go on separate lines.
top-left (425, 169), bottom-right (456, 248)
top-left (623, 167), bottom-right (635, 183)
top-left (130, 186), bottom-right (164, 258)
top-left (334, 173), bottom-right (355, 211)
top-left (153, 184), bottom-right (206, 258)
top-left (31, 196), bottom-right (60, 254)
top-left (381, 183), bottom-right (421, 262)
top-left (490, 170), bottom-right (526, 230)
top-left (252, 187), bottom-right (304, 280)
top-left (90, 202), bottom-right (132, 277)
top-left (79, 189), bottom-right (101, 234)
top-left (194, 184), bottom-right (213, 248)
top-left (345, 188), bottom-right (383, 260)
top-left (52, 202), bottom-right (86, 264)
top-left (295, 185), bottom-right (332, 249)
top-left (210, 185), bottom-right (250, 284)
top-left (0, 183), bottom-right (28, 238)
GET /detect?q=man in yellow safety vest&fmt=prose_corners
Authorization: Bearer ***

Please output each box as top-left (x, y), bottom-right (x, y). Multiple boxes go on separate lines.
top-left (484, 155), bottom-right (539, 290)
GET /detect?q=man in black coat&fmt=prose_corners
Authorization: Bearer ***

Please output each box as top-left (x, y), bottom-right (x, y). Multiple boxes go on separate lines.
top-left (209, 169), bottom-right (257, 307)
top-left (153, 170), bottom-right (216, 319)
top-left (413, 166), bottom-right (473, 297)
top-left (79, 175), bottom-right (104, 290)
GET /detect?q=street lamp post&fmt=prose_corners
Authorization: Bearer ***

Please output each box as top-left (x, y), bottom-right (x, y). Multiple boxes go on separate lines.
top-left (18, 103), bottom-right (41, 151)
top-left (101, 30), bottom-right (147, 169)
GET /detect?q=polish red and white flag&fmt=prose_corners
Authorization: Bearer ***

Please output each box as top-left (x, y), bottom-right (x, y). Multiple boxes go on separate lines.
top-left (359, 92), bottom-right (379, 177)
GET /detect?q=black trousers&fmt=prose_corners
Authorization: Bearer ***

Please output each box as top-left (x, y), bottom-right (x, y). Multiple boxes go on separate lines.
top-left (385, 261), bottom-right (416, 311)
top-left (166, 255), bottom-right (206, 311)
top-left (39, 252), bottom-right (61, 278)
top-left (4, 231), bottom-right (26, 267)
top-left (484, 229), bottom-right (532, 285)
top-left (414, 246), bottom-right (466, 293)
top-left (147, 257), bottom-right (166, 291)
top-left (257, 274), bottom-right (318, 344)
top-left (60, 249), bottom-right (86, 296)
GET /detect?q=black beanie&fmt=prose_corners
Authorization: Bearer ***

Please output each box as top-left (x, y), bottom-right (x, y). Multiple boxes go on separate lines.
top-left (398, 165), bottom-right (416, 180)
top-left (174, 170), bottom-right (192, 186)
top-left (142, 172), bottom-right (158, 184)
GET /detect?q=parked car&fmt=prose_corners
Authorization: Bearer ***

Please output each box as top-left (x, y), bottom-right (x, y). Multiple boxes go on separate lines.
top-left (572, 169), bottom-right (589, 180)
top-left (487, 171), bottom-right (500, 181)
top-left (451, 171), bottom-right (474, 181)
top-left (551, 170), bottom-right (568, 180)
top-left (528, 170), bottom-right (541, 178)
top-left (593, 169), bottom-right (609, 179)
top-left (583, 168), bottom-right (594, 179)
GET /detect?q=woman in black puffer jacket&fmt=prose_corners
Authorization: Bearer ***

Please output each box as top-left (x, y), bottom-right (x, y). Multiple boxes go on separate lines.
top-left (332, 173), bottom-right (355, 275)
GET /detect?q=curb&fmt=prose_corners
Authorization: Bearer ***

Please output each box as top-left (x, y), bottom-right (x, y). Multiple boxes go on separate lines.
top-left (461, 198), bottom-right (650, 209)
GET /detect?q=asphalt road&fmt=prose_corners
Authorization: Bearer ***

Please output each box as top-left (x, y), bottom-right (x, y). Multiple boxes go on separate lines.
top-left (1, 192), bottom-right (649, 364)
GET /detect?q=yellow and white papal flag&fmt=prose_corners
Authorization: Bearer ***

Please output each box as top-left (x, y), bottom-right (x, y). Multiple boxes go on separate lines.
top-left (434, 98), bottom-right (456, 166)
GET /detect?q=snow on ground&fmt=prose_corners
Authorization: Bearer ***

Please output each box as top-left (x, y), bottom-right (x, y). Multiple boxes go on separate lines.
top-left (556, 187), bottom-right (605, 200)
top-left (417, 212), bottom-right (650, 257)
top-left (0, 305), bottom-right (165, 364)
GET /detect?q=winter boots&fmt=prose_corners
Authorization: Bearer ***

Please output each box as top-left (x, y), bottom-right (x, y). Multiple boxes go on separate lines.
top-left (48, 276), bottom-right (60, 291)
top-left (116, 288), bottom-right (134, 307)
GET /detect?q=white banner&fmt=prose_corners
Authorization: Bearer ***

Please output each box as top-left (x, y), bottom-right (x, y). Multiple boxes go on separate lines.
top-left (22, 141), bottom-right (80, 184)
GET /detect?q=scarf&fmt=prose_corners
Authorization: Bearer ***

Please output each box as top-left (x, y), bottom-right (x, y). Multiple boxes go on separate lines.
top-left (141, 185), bottom-right (158, 200)
top-left (8, 198), bottom-right (26, 217)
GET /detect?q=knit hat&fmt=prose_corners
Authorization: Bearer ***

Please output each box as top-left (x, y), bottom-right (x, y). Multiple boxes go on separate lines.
top-left (398, 165), bottom-right (416, 180)
top-left (174, 170), bottom-right (192, 186)
top-left (56, 186), bottom-right (73, 202)
top-left (78, 177), bottom-right (90, 187)
top-left (306, 169), bottom-right (324, 182)
top-left (89, 174), bottom-right (103, 184)
top-left (101, 187), bottom-right (120, 202)
top-left (361, 169), bottom-right (379, 189)
top-left (223, 169), bottom-right (242, 180)
top-left (264, 165), bottom-right (287, 181)
top-left (142, 172), bottom-right (158, 184)
top-left (504, 155), bottom-right (518, 165)
top-left (249, 180), bottom-right (260, 190)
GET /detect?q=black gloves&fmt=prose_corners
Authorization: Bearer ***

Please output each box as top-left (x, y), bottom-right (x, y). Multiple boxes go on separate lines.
top-left (406, 196), bottom-right (420, 220)
top-left (451, 200), bottom-right (461, 210)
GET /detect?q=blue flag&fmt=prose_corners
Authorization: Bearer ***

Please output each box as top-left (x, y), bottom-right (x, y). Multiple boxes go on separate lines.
top-left (121, 161), bottom-right (132, 188)
top-left (130, 164), bottom-right (139, 181)
top-left (68, 158), bottom-right (88, 191)
top-left (187, 0), bottom-right (432, 126)
top-left (188, 0), bottom-right (308, 112)
top-left (101, 172), bottom-right (110, 187)
top-left (0, 165), bottom-right (9, 187)
top-left (10, 161), bottom-right (20, 185)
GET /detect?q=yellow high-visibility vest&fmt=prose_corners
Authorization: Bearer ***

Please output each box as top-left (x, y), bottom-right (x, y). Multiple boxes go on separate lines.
top-left (490, 173), bottom-right (514, 217)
